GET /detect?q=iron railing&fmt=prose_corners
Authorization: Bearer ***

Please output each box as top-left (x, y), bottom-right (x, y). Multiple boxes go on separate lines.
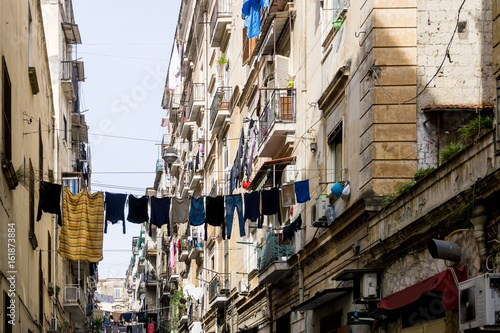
top-left (257, 232), bottom-right (294, 273)
top-left (210, 86), bottom-right (232, 127)
top-left (188, 83), bottom-right (205, 116)
top-left (61, 61), bottom-right (78, 97)
top-left (208, 273), bottom-right (231, 302)
top-left (210, 0), bottom-right (231, 42)
top-left (258, 88), bottom-right (296, 145)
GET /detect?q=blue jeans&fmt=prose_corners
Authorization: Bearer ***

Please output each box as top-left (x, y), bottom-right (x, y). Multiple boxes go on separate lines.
top-left (225, 194), bottom-right (245, 238)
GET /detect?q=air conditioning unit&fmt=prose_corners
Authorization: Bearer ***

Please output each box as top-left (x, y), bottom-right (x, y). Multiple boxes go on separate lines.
top-left (459, 273), bottom-right (500, 331)
top-left (197, 127), bottom-right (205, 141)
top-left (238, 279), bottom-right (249, 295)
top-left (359, 273), bottom-right (378, 299)
top-left (312, 197), bottom-right (329, 226)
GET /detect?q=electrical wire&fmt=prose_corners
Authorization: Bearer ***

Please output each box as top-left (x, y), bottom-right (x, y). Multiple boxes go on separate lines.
top-left (371, 0), bottom-right (467, 105)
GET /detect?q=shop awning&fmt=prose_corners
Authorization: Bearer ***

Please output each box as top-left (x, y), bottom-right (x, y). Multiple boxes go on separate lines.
top-left (249, 156), bottom-right (295, 191)
top-left (291, 287), bottom-right (352, 312)
top-left (378, 266), bottom-right (468, 311)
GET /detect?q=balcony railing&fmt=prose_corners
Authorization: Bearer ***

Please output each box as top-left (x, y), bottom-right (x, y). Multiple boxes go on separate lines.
top-left (257, 233), bottom-right (293, 273)
top-left (63, 284), bottom-right (87, 320)
top-left (210, 0), bottom-right (231, 46)
top-left (210, 86), bottom-right (232, 128)
top-left (258, 88), bottom-right (296, 145)
top-left (61, 61), bottom-right (78, 100)
top-left (188, 83), bottom-right (205, 120)
top-left (209, 273), bottom-right (230, 303)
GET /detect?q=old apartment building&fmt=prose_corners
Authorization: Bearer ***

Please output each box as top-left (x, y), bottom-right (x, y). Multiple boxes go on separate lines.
top-left (127, 0), bottom-right (500, 332)
top-left (1, 1), bottom-right (93, 332)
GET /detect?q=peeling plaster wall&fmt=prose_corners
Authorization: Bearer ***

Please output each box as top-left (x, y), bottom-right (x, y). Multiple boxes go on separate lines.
top-left (416, 0), bottom-right (494, 168)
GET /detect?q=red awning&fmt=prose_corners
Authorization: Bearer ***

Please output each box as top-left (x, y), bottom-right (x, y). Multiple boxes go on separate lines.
top-left (378, 266), bottom-right (468, 311)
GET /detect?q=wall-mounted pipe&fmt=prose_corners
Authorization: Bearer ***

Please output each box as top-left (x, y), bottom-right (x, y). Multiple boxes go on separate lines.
top-left (470, 204), bottom-right (488, 267)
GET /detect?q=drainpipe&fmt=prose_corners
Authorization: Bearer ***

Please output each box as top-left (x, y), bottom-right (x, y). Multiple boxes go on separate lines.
top-left (52, 115), bottom-right (58, 321)
top-left (470, 204), bottom-right (488, 268)
top-left (297, 253), bottom-right (304, 303)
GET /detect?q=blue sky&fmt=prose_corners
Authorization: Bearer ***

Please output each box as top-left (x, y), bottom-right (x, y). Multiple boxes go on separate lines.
top-left (73, 0), bottom-right (181, 278)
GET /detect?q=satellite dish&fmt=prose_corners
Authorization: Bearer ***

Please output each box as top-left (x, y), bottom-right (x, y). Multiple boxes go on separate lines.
top-left (184, 284), bottom-right (195, 298)
top-left (140, 293), bottom-right (146, 300)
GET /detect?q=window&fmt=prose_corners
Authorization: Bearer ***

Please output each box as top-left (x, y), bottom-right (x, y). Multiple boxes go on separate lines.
top-left (320, 311), bottom-right (342, 333)
top-left (114, 288), bottom-right (121, 299)
top-left (4, 292), bottom-right (13, 333)
top-left (63, 116), bottom-right (68, 142)
top-left (2, 58), bottom-right (12, 161)
top-left (47, 232), bottom-right (52, 283)
top-left (323, 0), bottom-right (346, 28)
top-left (248, 228), bottom-right (257, 272)
top-left (39, 252), bottom-right (43, 324)
top-left (29, 160), bottom-right (35, 235)
top-left (242, 27), bottom-right (257, 65)
top-left (28, 4), bottom-right (33, 66)
top-left (327, 121), bottom-right (343, 184)
top-left (39, 121), bottom-right (43, 181)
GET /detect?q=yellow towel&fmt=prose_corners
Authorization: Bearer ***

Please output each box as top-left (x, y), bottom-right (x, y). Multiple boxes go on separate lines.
top-left (59, 186), bottom-right (105, 262)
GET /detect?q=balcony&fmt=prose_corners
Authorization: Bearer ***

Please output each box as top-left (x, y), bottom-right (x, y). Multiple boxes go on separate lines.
top-left (178, 236), bottom-right (189, 262)
top-left (179, 311), bottom-right (189, 324)
top-left (189, 170), bottom-right (203, 192)
top-left (188, 83), bottom-right (205, 121)
top-left (146, 245), bottom-right (157, 258)
top-left (160, 281), bottom-right (172, 301)
top-left (187, 239), bottom-right (203, 260)
top-left (63, 284), bottom-right (86, 321)
top-left (209, 273), bottom-right (230, 308)
top-left (210, 87), bottom-right (231, 134)
top-left (180, 113), bottom-right (195, 139)
top-left (61, 61), bottom-right (78, 101)
top-left (257, 232), bottom-right (293, 284)
top-left (168, 273), bottom-right (180, 284)
top-left (137, 255), bottom-right (145, 273)
top-left (145, 272), bottom-right (158, 288)
top-left (258, 88), bottom-right (296, 157)
top-left (210, 0), bottom-right (231, 47)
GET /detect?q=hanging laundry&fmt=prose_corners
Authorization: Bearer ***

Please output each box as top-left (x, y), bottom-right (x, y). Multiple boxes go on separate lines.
top-left (150, 196), bottom-right (171, 236)
top-left (261, 187), bottom-right (281, 226)
top-left (121, 312), bottom-right (133, 322)
top-left (171, 197), bottom-right (190, 223)
top-left (112, 312), bottom-right (122, 323)
top-left (36, 180), bottom-right (62, 226)
top-left (148, 322), bottom-right (155, 333)
top-left (127, 195), bottom-right (149, 223)
top-left (294, 179), bottom-right (311, 203)
top-left (59, 187), bottom-right (104, 262)
top-left (281, 183), bottom-right (296, 207)
top-left (244, 191), bottom-right (260, 223)
top-left (168, 43), bottom-right (182, 90)
top-left (225, 194), bottom-right (245, 239)
top-left (242, 0), bottom-right (269, 38)
top-left (104, 192), bottom-right (127, 234)
top-left (205, 196), bottom-right (226, 240)
top-left (282, 214), bottom-right (302, 241)
top-left (189, 197), bottom-right (205, 226)
top-left (247, 125), bottom-right (258, 177)
top-left (170, 237), bottom-right (176, 269)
